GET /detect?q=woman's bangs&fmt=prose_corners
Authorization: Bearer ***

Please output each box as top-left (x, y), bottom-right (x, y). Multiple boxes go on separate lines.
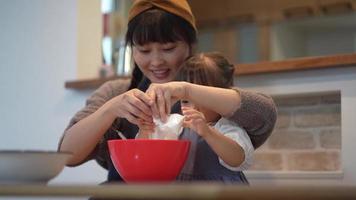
top-left (131, 17), bottom-right (183, 45)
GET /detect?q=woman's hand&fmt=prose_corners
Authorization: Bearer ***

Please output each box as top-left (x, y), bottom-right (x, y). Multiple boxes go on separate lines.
top-left (146, 82), bottom-right (188, 122)
top-left (106, 88), bottom-right (153, 125)
top-left (182, 106), bottom-right (210, 137)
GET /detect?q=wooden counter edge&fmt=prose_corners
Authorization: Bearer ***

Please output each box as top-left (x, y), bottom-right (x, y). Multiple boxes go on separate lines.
top-left (1, 184), bottom-right (356, 199)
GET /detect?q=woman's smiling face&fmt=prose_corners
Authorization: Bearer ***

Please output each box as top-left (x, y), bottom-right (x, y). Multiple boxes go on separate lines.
top-left (132, 41), bottom-right (190, 83)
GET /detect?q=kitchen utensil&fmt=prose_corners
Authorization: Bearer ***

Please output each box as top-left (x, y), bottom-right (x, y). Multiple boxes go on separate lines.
top-left (0, 150), bottom-right (71, 184)
top-left (115, 130), bottom-right (127, 140)
top-left (108, 139), bottom-right (190, 183)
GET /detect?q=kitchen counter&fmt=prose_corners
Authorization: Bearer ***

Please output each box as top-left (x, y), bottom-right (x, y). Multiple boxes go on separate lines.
top-left (1, 183), bottom-right (356, 199)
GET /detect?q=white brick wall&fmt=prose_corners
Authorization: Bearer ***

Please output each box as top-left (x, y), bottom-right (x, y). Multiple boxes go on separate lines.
top-left (248, 92), bottom-right (341, 171)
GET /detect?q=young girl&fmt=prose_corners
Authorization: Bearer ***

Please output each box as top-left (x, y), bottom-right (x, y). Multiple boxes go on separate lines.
top-left (137, 52), bottom-right (253, 183)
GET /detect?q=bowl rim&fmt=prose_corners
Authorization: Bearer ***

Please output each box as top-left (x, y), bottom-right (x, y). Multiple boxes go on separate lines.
top-left (0, 150), bottom-right (72, 155)
top-left (108, 139), bottom-right (191, 142)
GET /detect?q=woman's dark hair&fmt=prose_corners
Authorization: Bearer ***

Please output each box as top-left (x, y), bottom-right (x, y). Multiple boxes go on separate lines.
top-left (176, 52), bottom-right (235, 89)
top-left (125, 8), bottom-right (197, 90)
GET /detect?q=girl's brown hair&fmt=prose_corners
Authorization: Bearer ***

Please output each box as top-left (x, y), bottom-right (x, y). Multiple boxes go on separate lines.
top-left (176, 52), bottom-right (235, 88)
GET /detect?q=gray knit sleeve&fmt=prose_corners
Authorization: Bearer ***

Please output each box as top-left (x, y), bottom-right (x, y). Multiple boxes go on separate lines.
top-left (228, 88), bottom-right (277, 149)
top-left (58, 79), bottom-right (130, 167)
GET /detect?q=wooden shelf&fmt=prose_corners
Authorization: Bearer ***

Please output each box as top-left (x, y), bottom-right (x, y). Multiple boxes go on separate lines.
top-left (65, 75), bottom-right (130, 90)
top-left (235, 53), bottom-right (356, 75)
top-left (65, 53), bottom-right (356, 90)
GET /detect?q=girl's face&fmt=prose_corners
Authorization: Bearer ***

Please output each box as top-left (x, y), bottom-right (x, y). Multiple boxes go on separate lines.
top-left (132, 41), bottom-right (190, 83)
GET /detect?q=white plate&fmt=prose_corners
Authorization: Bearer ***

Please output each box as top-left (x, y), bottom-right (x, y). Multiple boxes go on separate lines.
top-left (0, 150), bottom-right (71, 184)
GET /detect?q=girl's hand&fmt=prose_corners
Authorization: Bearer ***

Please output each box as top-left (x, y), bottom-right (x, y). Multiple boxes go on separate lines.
top-left (146, 82), bottom-right (188, 122)
top-left (182, 106), bottom-right (210, 137)
top-left (106, 88), bottom-right (153, 125)
top-left (136, 120), bottom-right (155, 139)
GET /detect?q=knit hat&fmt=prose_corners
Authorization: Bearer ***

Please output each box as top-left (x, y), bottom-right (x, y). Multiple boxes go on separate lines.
top-left (128, 0), bottom-right (197, 31)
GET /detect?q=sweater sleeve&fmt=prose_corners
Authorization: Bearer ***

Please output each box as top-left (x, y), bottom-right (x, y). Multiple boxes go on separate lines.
top-left (58, 79), bottom-right (130, 167)
top-left (227, 88), bottom-right (277, 149)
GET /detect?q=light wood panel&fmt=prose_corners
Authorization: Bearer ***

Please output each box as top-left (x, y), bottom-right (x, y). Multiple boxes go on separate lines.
top-left (213, 27), bottom-right (238, 63)
top-left (77, 0), bottom-right (102, 79)
top-left (258, 22), bottom-right (271, 61)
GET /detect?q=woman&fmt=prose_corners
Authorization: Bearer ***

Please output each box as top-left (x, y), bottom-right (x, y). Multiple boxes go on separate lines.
top-left (59, 0), bottom-right (277, 182)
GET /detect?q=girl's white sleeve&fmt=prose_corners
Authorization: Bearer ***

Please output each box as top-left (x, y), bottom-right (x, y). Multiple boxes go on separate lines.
top-left (213, 118), bottom-right (254, 171)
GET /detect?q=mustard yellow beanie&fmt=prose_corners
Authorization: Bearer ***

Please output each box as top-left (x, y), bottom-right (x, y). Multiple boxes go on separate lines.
top-left (128, 0), bottom-right (197, 31)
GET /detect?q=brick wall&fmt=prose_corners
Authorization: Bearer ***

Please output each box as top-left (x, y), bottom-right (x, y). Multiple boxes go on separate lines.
top-left (248, 92), bottom-right (341, 171)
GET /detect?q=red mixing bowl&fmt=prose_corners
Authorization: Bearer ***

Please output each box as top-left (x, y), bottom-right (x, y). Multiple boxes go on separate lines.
top-left (108, 139), bottom-right (190, 183)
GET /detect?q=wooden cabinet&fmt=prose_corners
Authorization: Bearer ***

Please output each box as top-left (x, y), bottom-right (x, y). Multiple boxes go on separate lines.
top-left (190, 0), bottom-right (356, 26)
top-left (191, 0), bottom-right (356, 62)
